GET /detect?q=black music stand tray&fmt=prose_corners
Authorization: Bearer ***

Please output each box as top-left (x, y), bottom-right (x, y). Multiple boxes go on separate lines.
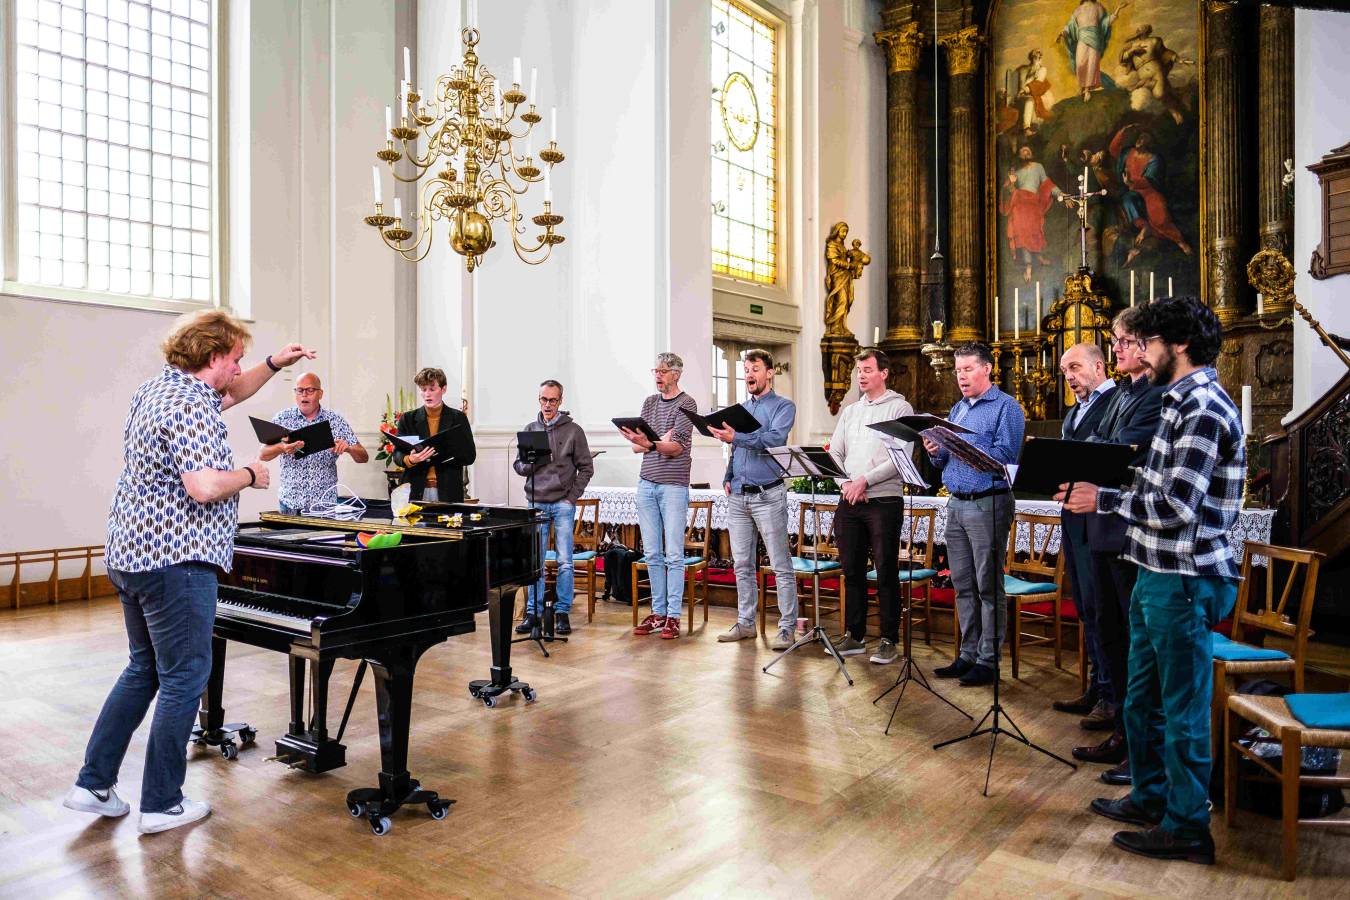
top-left (864, 438), bottom-right (972, 734)
top-left (924, 426), bottom-right (1076, 794)
top-left (761, 445), bottom-right (854, 685)
top-left (511, 431), bottom-right (566, 658)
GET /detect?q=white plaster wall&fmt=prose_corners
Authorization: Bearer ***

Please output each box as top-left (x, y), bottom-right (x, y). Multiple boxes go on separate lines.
top-left (1291, 8), bottom-right (1350, 419)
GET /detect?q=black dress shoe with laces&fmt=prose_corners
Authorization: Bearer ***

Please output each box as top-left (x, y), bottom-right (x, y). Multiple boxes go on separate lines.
top-left (958, 664), bottom-right (996, 686)
top-left (1052, 688), bottom-right (1098, 715)
top-left (934, 657), bottom-right (974, 679)
top-left (514, 614), bottom-right (539, 635)
top-left (1073, 731), bottom-right (1127, 764)
top-left (1089, 796), bottom-right (1162, 828)
top-left (1101, 759), bottom-right (1131, 786)
top-left (555, 612), bottom-right (572, 635)
top-left (1112, 826), bottom-right (1215, 865)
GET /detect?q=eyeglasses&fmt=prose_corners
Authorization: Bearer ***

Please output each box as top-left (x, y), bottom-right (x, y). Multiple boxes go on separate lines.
top-left (1110, 335), bottom-right (1149, 352)
top-left (538, 396), bottom-right (561, 405)
top-left (651, 368), bottom-right (674, 375)
top-left (294, 387), bottom-right (320, 395)
top-left (1138, 335), bottom-right (1163, 348)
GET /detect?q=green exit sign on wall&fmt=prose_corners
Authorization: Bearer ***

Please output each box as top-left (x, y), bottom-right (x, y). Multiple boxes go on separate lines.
top-left (749, 303), bottom-right (763, 315)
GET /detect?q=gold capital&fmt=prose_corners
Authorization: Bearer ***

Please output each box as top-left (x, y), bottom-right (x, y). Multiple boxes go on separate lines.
top-left (875, 22), bottom-right (924, 74)
top-left (938, 26), bottom-right (982, 77)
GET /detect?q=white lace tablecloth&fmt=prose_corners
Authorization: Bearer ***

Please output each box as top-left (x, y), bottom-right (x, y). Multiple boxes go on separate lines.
top-left (581, 486), bottom-right (1275, 564)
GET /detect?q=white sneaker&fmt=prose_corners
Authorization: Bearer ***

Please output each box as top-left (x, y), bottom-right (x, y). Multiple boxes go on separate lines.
top-left (62, 784), bottom-right (130, 817)
top-left (138, 797), bottom-right (211, 834)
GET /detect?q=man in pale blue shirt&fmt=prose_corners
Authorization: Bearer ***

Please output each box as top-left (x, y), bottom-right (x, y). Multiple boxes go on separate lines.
top-left (709, 349), bottom-right (798, 650)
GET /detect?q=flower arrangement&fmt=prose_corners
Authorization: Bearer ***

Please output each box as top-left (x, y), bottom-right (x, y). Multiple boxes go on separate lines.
top-left (376, 388), bottom-right (412, 468)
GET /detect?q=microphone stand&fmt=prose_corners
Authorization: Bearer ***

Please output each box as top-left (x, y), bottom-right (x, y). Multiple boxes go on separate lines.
top-left (512, 444), bottom-right (567, 657)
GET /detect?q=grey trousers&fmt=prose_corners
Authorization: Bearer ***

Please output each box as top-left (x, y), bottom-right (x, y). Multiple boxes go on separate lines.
top-left (727, 486), bottom-right (798, 630)
top-left (946, 493), bottom-right (1014, 668)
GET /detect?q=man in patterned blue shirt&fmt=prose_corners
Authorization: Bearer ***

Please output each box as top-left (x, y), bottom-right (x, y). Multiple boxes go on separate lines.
top-left (62, 310), bottom-right (314, 835)
top-left (264, 372), bottom-right (368, 514)
top-left (1059, 297), bottom-right (1243, 866)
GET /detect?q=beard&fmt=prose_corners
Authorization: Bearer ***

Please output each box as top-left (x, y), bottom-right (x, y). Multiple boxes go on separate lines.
top-left (1148, 346), bottom-right (1177, 385)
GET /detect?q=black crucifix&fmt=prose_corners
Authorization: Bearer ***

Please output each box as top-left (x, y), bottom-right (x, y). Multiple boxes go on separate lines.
top-left (1064, 168), bottom-right (1108, 270)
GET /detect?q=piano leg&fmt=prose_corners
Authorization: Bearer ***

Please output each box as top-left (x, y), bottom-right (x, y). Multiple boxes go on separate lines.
top-left (273, 652), bottom-right (347, 774)
top-left (468, 587), bottom-right (535, 707)
top-left (345, 639), bottom-right (454, 835)
top-left (190, 634), bottom-right (256, 760)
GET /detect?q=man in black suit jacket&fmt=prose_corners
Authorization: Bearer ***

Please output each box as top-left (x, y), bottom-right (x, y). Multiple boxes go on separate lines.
top-left (1073, 307), bottom-right (1166, 774)
top-left (394, 367), bottom-right (477, 502)
top-left (1053, 343), bottom-right (1118, 728)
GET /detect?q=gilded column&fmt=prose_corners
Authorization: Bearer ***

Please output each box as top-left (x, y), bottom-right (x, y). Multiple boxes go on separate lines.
top-left (875, 22), bottom-right (926, 343)
top-left (1206, 1), bottom-right (1244, 326)
top-left (1257, 4), bottom-right (1294, 307)
top-left (939, 25), bottom-right (982, 343)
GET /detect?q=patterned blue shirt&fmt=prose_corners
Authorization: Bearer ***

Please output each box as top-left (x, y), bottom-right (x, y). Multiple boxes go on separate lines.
top-left (271, 406), bottom-right (360, 512)
top-left (723, 389), bottom-right (797, 492)
top-left (106, 365), bottom-right (238, 572)
top-left (930, 384), bottom-right (1026, 494)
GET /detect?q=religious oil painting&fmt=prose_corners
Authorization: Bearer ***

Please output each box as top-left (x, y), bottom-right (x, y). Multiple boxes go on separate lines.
top-left (987, 0), bottom-right (1201, 337)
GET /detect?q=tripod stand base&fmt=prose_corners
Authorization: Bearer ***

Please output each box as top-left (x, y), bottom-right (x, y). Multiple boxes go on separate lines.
top-left (872, 656), bottom-right (972, 735)
top-left (762, 626), bottom-right (854, 685)
top-left (933, 701), bottom-right (1076, 795)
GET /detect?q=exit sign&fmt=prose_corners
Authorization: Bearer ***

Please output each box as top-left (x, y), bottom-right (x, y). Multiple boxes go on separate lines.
top-left (749, 303), bottom-right (763, 315)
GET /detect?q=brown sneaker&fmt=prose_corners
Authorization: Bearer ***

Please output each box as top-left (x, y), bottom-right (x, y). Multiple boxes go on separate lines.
top-left (660, 617), bottom-right (682, 639)
top-left (634, 614), bottom-right (665, 636)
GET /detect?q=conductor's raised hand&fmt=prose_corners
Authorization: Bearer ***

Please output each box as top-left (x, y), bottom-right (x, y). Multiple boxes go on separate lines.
top-left (1055, 481), bottom-right (1099, 513)
top-left (405, 445), bottom-right (437, 466)
top-left (270, 343), bottom-right (317, 368)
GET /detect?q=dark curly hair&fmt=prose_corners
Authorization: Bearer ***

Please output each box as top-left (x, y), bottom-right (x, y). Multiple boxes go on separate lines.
top-left (1138, 296), bottom-right (1223, 367)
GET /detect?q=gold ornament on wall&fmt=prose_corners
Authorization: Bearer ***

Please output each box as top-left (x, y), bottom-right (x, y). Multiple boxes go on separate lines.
top-left (875, 21), bottom-right (925, 74)
top-left (821, 221), bottom-right (870, 415)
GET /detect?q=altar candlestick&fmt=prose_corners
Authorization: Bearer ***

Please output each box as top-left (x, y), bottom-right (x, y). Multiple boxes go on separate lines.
top-left (371, 166), bottom-right (381, 204)
top-left (873, 325), bottom-right (880, 345)
top-left (1014, 287), bottom-right (1021, 340)
top-left (1130, 270), bottom-right (1136, 307)
top-left (1083, 165), bottom-right (1089, 189)
top-left (1241, 385), bottom-right (1253, 436)
top-left (469, 0), bottom-right (477, 30)
top-left (1035, 280), bottom-right (1042, 333)
top-left (1149, 271), bottom-right (1155, 302)
top-left (993, 295), bottom-right (1000, 343)
top-left (1168, 276), bottom-right (1173, 296)
top-left (1257, 292), bottom-right (1265, 316)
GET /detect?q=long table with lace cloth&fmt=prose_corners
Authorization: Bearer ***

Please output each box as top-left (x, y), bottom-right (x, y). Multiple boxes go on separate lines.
top-left (579, 485), bottom-right (1276, 566)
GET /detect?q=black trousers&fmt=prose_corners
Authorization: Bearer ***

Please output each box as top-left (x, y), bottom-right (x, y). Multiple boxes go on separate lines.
top-left (835, 496), bottom-right (902, 642)
top-left (1092, 549), bottom-right (1139, 727)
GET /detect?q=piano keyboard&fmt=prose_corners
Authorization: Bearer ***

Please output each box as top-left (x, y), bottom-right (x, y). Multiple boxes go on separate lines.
top-left (217, 600), bottom-right (316, 633)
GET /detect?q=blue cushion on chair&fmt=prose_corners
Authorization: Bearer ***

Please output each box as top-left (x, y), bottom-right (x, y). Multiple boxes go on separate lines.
top-left (1285, 693), bottom-right (1350, 730)
top-left (1211, 632), bottom-right (1290, 662)
top-left (1002, 575), bottom-right (1056, 596)
top-left (867, 568), bottom-right (937, 581)
top-left (573, 550), bottom-right (597, 561)
top-left (683, 555), bottom-right (705, 566)
top-left (792, 557), bottom-right (841, 574)
top-left (545, 550), bottom-right (556, 562)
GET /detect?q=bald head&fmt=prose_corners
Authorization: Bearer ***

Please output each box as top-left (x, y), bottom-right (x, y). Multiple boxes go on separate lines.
top-left (1060, 342), bottom-right (1107, 401)
top-left (296, 372), bottom-right (322, 390)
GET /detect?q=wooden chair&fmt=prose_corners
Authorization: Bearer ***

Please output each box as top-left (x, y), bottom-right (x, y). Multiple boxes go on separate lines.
top-left (1224, 692), bottom-right (1350, 880)
top-left (861, 506), bottom-right (939, 645)
top-left (1211, 541), bottom-right (1324, 758)
top-left (543, 498), bottom-right (602, 622)
top-left (632, 499), bottom-right (713, 633)
top-left (758, 502), bottom-right (844, 635)
top-left (1003, 512), bottom-right (1066, 680)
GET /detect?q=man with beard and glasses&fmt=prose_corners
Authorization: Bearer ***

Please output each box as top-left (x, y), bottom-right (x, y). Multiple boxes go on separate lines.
top-left (1058, 297), bottom-right (1244, 866)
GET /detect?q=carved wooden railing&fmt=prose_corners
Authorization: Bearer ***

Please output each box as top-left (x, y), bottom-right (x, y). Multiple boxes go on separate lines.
top-left (1265, 368), bottom-right (1350, 560)
top-left (0, 545), bottom-right (110, 609)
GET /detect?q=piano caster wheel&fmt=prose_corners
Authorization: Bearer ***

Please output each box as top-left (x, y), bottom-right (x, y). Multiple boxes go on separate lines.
top-left (481, 694), bottom-right (497, 709)
top-left (347, 801), bottom-right (364, 818)
top-left (429, 802), bottom-right (450, 820)
top-left (468, 686), bottom-right (481, 699)
top-left (220, 743), bottom-right (238, 761)
top-left (522, 688), bottom-right (537, 703)
top-left (369, 816), bottom-right (392, 836)
top-left (239, 728), bottom-right (256, 745)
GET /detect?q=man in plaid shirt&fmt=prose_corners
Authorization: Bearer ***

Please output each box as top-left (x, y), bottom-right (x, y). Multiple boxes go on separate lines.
top-left (1058, 296), bottom-right (1244, 866)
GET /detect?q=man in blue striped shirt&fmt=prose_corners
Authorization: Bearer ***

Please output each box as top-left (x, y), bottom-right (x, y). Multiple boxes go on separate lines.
top-left (1060, 297), bottom-right (1243, 866)
top-left (924, 342), bottom-right (1025, 687)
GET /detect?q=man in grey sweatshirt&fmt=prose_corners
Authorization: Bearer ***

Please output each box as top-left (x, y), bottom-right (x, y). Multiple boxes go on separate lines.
top-left (513, 379), bottom-right (595, 635)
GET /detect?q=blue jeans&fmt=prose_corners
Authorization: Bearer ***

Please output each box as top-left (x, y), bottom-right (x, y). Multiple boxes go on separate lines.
top-left (636, 479), bottom-right (690, 618)
top-left (1125, 569), bottom-right (1237, 838)
top-left (728, 485), bottom-right (797, 630)
top-left (528, 500), bottom-right (577, 615)
top-left (76, 563), bottom-right (219, 813)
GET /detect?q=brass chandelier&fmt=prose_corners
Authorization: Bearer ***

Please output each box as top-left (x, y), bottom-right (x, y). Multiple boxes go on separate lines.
top-left (364, 16), bottom-right (565, 272)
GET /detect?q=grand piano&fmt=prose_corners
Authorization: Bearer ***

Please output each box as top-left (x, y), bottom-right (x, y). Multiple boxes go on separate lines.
top-left (196, 502), bottom-right (541, 835)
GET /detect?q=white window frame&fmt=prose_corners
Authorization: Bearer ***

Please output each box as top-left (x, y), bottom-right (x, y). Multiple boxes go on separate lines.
top-left (0, 0), bottom-right (227, 315)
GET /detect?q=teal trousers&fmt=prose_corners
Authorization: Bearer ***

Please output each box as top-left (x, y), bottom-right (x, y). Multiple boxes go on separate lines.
top-left (1123, 568), bottom-right (1237, 837)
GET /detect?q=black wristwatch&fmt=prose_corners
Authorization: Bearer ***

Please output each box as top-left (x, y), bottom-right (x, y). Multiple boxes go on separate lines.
top-left (265, 355), bottom-right (281, 372)
top-left (245, 467), bottom-right (256, 486)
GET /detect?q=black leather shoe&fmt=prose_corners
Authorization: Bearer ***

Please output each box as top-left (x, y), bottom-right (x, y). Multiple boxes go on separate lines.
top-left (1073, 731), bottom-right (1127, 764)
top-left (514, 614), bottom-right (538, 635)
top-left (1052, 688), bottom-right (1098, 715)
top-left (555, 613), bottom-right (572, 635)
top-left (1101, 759), bottom-right (1131, 786)
top-left (934, 657), bottom-right (974, 679)
top-left (958, 664), bottom-right (996, 686)
top-left (1090, 796), bottom-right (1162, 828)
top-left (1112, 826), bottom-right (1215, 865)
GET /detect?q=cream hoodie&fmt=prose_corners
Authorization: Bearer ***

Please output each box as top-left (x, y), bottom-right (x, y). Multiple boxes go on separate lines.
top-left (828, 388), bottom-right (915, 499)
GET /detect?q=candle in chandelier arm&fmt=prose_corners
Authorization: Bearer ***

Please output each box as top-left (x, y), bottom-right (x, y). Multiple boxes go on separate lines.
top-left (404, 47), bottom-right (411, 85)
top-left (385, 105), bottom-right (391, 135)
top-left (545, 169), bottom-right (552, 204)
top-left (530, 67), bottom-right (537, 103)
top-left (394, 197), bottom-right (402, 221)
top-left (513, 57), bottom-right (521, 88)
top-left (551, 107), bottom-right (557, 143)
top-left (372, 166), bottom-right (382, 204)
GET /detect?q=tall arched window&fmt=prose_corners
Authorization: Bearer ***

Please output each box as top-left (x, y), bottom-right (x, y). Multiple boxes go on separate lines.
top-left (711, 0), bottom-right (778, 286)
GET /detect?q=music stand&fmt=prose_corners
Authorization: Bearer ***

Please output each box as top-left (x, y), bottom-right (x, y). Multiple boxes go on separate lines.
top-left (865, 436), bottom-right (972, 734)
top-left (761, 445), bottom-right (854, 685)
top-left (513, 430), bottom-right (567, 657)
top-left (924, 426), bottom-right (1076, 794)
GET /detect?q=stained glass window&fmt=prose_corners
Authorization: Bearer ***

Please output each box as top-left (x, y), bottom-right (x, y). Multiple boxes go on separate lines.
top-left (711, 0), bottom-right (777, 285)
top-left (8, 0), bottom-right (216, 305)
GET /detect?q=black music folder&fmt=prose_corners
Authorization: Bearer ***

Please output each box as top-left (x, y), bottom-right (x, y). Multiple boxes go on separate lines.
top-left (1014, 437), bottom-right (1137, 495)
top-left (611, 417), bottom-right (661, 443)
top-left (867, 419), bottom-right (924, 444)
top-left (249, 416), bottom-right (335, 459)
top-left (386, 426), bottom-right (460, 458)
top-left (894, 413), bottom-right (974, 435)
top-left (679, 403), bottom-right (762, 438)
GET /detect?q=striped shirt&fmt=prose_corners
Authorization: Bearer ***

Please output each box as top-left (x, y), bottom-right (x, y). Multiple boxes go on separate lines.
top-left (639, 391), bottom-right (699, 485)
top-left (1096, 367), bottom-right (1245, 579)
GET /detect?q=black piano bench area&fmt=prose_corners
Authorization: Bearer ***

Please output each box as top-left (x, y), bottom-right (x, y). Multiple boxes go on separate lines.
top-left (198, 504), bottom-right (542, 835)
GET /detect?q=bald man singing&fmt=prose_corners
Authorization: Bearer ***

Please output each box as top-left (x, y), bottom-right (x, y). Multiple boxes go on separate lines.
top-left (264, 373), bottom-right (368, 514)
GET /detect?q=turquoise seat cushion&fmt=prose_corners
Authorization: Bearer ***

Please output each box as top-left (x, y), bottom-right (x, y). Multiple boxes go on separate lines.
top-left (1002, 575), bottom-right (1056, 596)
top-left (791, 557), bottom-right (841, 574)
top-left (867, 568), bottom-right (938, 581)
top-left (545, 550), bottom-right (556, 562)
top-left (546, 550), bottom-right (597, 562)
top-left (1211, 632), bottom-right (1290, 662)
top-left (1285, 693), bottom-right (1350, 730)
top-left (684, 556), bottom-right (704, 566)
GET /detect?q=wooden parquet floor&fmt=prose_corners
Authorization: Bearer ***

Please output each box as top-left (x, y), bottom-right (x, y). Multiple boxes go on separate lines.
top-left (1, 597), bottom-right (1347, 898)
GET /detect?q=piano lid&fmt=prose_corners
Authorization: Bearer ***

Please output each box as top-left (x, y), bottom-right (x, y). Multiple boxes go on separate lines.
top-left (259, 501), bottom-right (544, 540)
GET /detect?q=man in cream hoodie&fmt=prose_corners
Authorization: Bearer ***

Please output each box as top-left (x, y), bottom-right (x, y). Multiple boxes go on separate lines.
top-left (827, 349), bottom-right (914, 664)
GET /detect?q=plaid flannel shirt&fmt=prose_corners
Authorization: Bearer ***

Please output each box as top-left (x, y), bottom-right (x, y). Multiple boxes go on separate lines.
top-left (1095, 367), bottom-right (1245, 579)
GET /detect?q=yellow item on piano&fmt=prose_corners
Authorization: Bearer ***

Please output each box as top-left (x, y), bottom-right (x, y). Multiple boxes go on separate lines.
top-left (395, 502), bottom-right (423, 519)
